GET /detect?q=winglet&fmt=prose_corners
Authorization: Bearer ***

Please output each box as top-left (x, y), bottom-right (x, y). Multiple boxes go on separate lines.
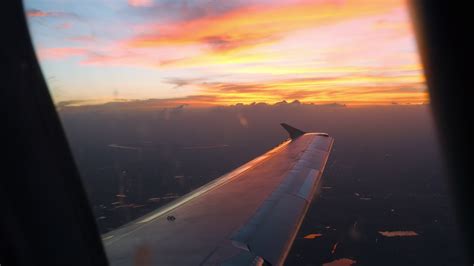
top-left (280, 123), bottom-right (306, 139)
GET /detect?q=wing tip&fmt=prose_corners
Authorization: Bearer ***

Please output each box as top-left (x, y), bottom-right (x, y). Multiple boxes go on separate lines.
top-left (280, 123), bottom-right (306, 139)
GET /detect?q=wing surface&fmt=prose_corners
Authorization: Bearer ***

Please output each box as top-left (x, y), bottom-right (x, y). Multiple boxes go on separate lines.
top-left (103, 125), bottom-right (334, 266)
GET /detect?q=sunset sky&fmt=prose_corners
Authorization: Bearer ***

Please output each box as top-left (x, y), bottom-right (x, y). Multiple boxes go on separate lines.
top-left (24, 0), bottom-right (426, 107)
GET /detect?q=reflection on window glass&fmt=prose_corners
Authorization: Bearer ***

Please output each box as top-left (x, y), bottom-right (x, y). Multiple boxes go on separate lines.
top-left (24, 0), bottom-right (465, 265)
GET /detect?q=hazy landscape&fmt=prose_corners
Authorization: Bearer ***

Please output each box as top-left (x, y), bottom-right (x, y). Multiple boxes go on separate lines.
top-left (58, 101), bottom-right (466, 265)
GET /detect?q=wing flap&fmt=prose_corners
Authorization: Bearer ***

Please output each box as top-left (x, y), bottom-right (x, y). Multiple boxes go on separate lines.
top-left (248, 193), bottom-right (306, 264)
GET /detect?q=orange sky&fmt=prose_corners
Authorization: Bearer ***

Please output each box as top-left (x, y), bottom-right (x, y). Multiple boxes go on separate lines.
top-left (25, 0), bottom-right (427, 107)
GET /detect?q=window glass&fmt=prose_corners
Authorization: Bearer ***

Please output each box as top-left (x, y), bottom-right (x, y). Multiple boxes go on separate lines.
top-left (24, 0), bottom-right (465, 264)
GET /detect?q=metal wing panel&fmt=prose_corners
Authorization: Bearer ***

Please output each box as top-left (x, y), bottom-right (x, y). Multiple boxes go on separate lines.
top-left (104, 133), bottom-right (333, 266)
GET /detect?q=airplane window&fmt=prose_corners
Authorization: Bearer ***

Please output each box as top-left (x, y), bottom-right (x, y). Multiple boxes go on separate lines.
top-left (23, 0), bottom-right (466, 265)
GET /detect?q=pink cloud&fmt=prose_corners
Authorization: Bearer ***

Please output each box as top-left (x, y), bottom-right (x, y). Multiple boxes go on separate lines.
top-left (128, 0), bottom-right (153, 7)
top-left (26, 9), bottom-right (77, 18)
top-left (38, 47), bottom-right (87, 60)
top-left (56, 22), bottom-right (72, 30)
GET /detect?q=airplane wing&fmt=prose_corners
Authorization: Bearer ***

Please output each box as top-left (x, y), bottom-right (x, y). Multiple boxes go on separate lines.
top-left (103, 124), bottom-right (334, 266)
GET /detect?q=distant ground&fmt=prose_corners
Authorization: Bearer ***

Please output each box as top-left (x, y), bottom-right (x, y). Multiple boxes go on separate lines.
top-left (59, 101), bottom-right (467, 265)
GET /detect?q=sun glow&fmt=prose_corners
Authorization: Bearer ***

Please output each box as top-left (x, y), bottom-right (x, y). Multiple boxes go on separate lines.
top-left (25, 0), bottom-right (426, 107)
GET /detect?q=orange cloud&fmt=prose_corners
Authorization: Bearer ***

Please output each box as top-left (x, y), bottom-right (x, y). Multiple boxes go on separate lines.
top-left (175, 74), bottom-right (428, 106)
top-left (26, 8), bottom-right (77, 18)
top-left (26, 9), bottom-right (49, 17)
top-left (29, 0), bottom-right (425, 107)
top-left (128, 0), bottom-right (401, 54)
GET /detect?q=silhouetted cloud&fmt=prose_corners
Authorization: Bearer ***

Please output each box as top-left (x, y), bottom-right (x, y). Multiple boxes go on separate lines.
top-left (164, 78), bottom-right (205, 89)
